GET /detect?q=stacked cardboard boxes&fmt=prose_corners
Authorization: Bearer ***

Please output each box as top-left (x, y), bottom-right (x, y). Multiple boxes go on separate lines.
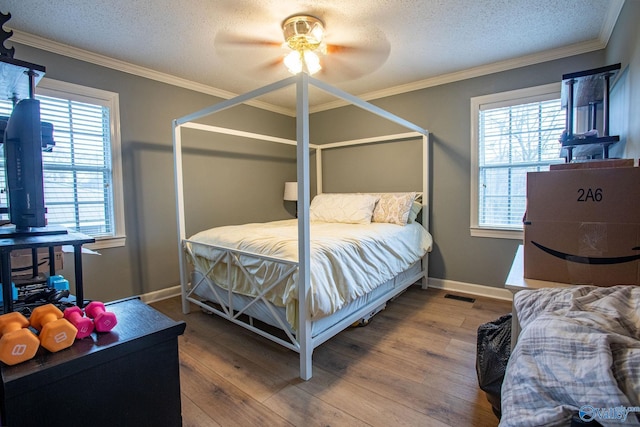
top-left (524, 164), bottom-right (640, 286)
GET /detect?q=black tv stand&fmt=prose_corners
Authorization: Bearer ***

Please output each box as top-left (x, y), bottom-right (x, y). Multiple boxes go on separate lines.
top-left (0, 229), bottom-right (95, 313)
top-left (0, 225), bottom-right (68, 238)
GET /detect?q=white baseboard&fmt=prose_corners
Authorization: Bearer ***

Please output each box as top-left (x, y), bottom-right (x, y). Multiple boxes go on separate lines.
top-left (139, 285), bottom-right (182, 304)
top-left (427, 277), bottom-right (513, 301)
top-left (138, 278), bottom-right (513, 305)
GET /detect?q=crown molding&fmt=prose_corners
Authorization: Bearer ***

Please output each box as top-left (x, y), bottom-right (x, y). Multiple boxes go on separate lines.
top-left (9, 29), bottom-right (296, 117)
top-left (9, 27), bottom-right (611, 117)
top-left (310, 38), bottom-right (607, 113)
top-left (600, 0), bottom-right (625, 43)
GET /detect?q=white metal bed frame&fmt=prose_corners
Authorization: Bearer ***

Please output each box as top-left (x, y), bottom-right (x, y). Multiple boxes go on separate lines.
top-left (173, 73), bottom-right (430, 380)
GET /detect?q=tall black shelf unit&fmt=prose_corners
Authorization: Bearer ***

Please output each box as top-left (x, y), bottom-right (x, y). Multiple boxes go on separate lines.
top-left (560, 63), bottom-right (621, 162)
top-left (0, 230), bottom-right (95, 313)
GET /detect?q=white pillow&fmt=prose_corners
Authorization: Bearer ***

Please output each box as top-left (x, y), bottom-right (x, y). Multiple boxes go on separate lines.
top-left (309, 193), bottom-right (379, 224)
top-left (372, 192), bottom-right (417, 226)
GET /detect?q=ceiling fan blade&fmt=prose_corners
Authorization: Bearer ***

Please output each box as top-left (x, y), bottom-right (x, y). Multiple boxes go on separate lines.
top-left (240, 56), bottom-right (290, 82)
top-left (212, 15), bottom-right (391, 83)
top-left (317, 40), bottom-right (390, 82)
top-left (318, 55), bottom-right (363, 81)
top-left (215, 32), bottom-right (283, 54)
top-left (325, 43), bottom-right (370, 55)
top-left (214, 31), bottom-right (288, 80)
top-left (262, 57), bottom-right (284, 70)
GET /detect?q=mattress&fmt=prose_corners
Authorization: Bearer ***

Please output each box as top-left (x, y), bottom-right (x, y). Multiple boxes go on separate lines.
top-left (185, 219), bottom-right (432, 327)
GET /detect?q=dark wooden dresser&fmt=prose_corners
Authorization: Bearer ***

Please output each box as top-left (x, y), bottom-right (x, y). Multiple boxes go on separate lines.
top-left (0, 297), bottom-right (186, 427)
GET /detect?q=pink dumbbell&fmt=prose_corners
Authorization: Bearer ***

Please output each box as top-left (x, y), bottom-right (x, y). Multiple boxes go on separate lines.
top-left (85, 302), bottom-right (117, 333)
top-left (63, 306), bottom-right (95, 339)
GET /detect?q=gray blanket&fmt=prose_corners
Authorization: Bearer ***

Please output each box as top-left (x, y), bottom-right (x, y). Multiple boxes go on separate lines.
top-left (500, 285), bottom-right (640, 427)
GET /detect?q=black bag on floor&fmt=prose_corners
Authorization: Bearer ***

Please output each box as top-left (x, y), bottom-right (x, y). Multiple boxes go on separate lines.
top-left (476, 313), bottom-right (512, 419)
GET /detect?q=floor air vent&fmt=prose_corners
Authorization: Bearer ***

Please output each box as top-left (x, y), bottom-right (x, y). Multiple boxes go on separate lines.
top-left (444, 294), bottom-right (476, 303)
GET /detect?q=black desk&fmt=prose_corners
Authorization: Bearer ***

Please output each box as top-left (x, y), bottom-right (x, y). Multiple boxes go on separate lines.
top-left (0, 229), bottom-right (95, 312)
top-left (0, 297), bottom-right (186, 427)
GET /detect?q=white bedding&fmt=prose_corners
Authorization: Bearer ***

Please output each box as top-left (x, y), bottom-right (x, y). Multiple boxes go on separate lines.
top-left (187, 219), bottom-right (432, 326)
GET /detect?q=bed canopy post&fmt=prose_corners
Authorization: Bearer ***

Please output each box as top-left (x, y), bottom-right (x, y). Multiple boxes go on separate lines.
top-left (421, 133), bottom-right (430, 289)
top-left (296, 72), bottom-right (313, 380)
top-left (315, 148), bottom-right (323, 195)
top-left (172, 119), bottom-right (191, 313)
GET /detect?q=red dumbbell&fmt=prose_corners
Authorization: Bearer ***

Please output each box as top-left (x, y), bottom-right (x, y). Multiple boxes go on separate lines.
top-left (63, 306), bottom-right (94, 339)
top-left (84, 302), bottom-right (117, 332)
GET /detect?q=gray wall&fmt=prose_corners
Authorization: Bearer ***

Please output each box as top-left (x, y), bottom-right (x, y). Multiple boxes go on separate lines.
top-left (12, 43), bottom-right (296, 302)
top-left (320, 138), bottom-right (424, 193)
top-left (606, 0), bottom-right (640, 160)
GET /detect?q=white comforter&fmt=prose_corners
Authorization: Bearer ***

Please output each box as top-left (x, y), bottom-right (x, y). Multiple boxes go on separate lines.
top-left (187, 219), bottom-right (432, 325)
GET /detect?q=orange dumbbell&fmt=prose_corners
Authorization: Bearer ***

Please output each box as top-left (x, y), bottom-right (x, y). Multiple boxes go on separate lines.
top-left (30, 304), bottom-right (77, 353)
top-left (0, 312), bottom-right (40, 365)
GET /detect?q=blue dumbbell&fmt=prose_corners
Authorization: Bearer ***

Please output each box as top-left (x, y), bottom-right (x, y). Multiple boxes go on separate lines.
top-left (0, 283), bottom-right (18, 304)
top-left (47, 275), bottom-right (70, 292)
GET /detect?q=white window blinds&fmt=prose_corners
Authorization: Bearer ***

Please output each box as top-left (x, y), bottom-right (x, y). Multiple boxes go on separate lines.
top-left (477, 97), bottom-right (564, 229)
top-left (0, 95), bottom-right (115, 238)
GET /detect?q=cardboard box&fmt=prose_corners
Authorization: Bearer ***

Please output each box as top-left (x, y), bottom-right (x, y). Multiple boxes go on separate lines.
top-left (549, 158), bottom-right (635, 170)
top-left (10, 246), bottom-right (64, 278)
top-left (524, 166), bottom-right (640, 286)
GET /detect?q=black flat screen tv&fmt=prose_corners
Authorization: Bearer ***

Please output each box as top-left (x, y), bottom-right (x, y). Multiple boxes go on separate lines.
top-left (2, 98), bottom-right (46, 230)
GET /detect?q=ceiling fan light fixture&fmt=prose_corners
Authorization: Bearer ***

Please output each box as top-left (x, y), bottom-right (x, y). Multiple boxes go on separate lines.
top-left (284, 50), bottom-right (322, 75)
top-left (282, 15), bottom-right (324, 50)
top-left (282, 15), bottom-right (325, 76)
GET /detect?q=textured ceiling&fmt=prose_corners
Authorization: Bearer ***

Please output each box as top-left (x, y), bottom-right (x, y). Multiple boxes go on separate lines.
top-left (1, 0), bottom-right (625, 115)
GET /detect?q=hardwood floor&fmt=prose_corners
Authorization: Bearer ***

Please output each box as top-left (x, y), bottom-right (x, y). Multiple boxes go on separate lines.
top-left (150, 286), bottom-right (512, 427)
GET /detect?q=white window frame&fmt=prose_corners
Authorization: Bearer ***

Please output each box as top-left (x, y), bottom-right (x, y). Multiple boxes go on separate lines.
top-left (470, 82), bottom-right (562, 240)
top-left (35, 78), bottom-right (126, 249)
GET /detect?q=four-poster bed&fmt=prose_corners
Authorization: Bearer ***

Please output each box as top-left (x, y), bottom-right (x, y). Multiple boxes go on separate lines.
top-left (173, 73), bottom-right (431, 380)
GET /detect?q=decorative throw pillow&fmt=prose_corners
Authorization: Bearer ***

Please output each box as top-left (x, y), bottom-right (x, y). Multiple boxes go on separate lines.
top-left (309, 193), bottom-right (379, 224)
top-left (372, 192), bottom-right (416, 225)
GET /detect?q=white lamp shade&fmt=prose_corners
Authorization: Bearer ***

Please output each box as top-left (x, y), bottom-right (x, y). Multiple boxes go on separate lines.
top-left (283, 50), bottom-right (322, 76)
top-left (284, 51), bottom-right (303, 74)
top-left (283, 182), bottom-right (298, 201)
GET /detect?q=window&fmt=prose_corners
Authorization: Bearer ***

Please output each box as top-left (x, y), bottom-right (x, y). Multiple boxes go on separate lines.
top-left (470, 83), bottom-right (564, 239)
top-left (0, 79), bottom-right (125, 248)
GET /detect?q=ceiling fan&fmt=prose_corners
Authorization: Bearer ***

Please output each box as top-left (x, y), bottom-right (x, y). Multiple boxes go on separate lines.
top-left (281, 15), bottom-right (325, 75)
top-left (214, 13), bottom-right (390, 81)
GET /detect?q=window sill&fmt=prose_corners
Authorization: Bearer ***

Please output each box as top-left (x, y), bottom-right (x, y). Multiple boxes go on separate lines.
top-left (85, 235), bottom-right (126, 250)
top-left (470, 227), bottom-right (523, 240)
